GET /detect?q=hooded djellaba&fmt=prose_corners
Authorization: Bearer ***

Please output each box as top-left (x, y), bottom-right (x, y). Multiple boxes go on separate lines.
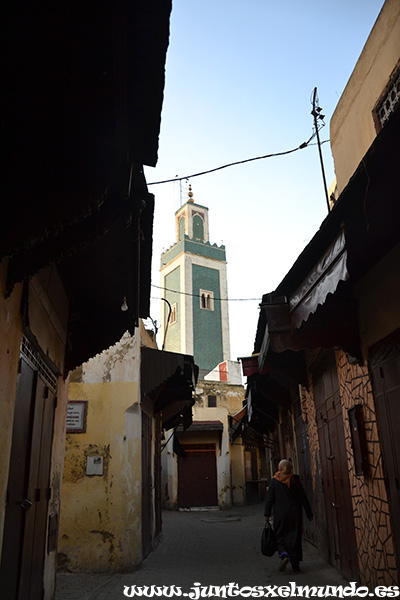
top-left (264, 459), bottom-right (313, 573)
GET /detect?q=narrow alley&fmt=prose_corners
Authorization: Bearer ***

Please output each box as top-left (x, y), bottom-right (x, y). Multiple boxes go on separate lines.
top-left (55, 503), bottom-right (348, 600)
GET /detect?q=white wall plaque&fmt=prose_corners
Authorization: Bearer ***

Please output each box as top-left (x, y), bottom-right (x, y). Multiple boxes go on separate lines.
top-left (66, 400), bottom-right (88, 433)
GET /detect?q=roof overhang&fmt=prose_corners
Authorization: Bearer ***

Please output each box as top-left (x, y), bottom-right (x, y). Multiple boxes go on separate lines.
top-left (141, 346), bottom-right (198, 431)
top-left (2, 3), bottom-right (172, 371)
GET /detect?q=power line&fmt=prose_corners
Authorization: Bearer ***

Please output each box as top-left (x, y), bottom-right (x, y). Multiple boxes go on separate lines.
top-left (151, 284), bottom-right (260, 302)
top-left (147, 138), bottom-right (330, 186)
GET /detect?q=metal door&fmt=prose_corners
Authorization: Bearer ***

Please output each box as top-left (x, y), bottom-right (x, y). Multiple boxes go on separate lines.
top-left (295, 398), bottom-right (318, 546)
top-left (178, 444), bottom-right (217, 507)
top-left (141, 411), bottom-right (153, 559)
top-left (154, 414), bottom-right (162, 538)
top-left (370, 336), bottom-right (400, 578)
top-left (314, 361), bottom-right (359, 580)
top-left (0, 349), bottom-right (56, 599)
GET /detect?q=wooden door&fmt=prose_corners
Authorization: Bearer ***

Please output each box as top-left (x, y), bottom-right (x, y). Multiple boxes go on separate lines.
top-left (314, 361), bottom-right (359, 580)
top-left (178, 444), bottom-right (217, 507)
top-left (370, 336), bottom-right (400, 577)
top-left (0, 349), bottom-right (56, 599)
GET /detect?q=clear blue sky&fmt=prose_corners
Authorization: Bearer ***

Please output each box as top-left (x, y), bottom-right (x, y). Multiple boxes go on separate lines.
top-left (145, 0), bottom-right (385, 363)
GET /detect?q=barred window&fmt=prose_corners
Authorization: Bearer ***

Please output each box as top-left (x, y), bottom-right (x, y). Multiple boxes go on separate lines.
top-left (374, 64), bottom-right (400, 130)
top-left (208, 395), bottom-right (217, 408)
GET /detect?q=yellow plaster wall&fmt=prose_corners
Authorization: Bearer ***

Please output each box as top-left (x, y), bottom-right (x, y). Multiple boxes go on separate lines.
top-left (58, 380), bottom-right (142, 572)
top-left (0, 260), bottom-right (23, 555)
top-left (330, 0), bottom-right (400, 194)
top-left (230, 441), bottom-right (245, 505)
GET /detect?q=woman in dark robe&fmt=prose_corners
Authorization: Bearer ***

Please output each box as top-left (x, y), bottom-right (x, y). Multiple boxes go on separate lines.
top-left (264, 459), bottom-right (313, 572)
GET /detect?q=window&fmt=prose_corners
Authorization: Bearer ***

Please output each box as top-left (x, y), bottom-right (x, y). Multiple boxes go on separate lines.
top-left (193, 214), bottom-right (204, 241)
top-left (179, 217), bottom-right (185, 240)
top-left (200, 289), bottom-right (214, 311)
top-left (169, 303), bottom-right (177, 324)
top-left (374, 64), bottom-right (400, 131)
top-left (208, 395), bottom-right (217, 408)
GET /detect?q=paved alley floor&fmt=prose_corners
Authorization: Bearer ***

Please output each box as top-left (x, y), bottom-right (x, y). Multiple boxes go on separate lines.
top-left (55, 503), bottom-right (349, 600)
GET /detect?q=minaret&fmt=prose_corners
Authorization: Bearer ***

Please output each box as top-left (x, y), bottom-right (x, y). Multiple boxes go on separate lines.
top-left (160, 185), bottom-right (231, 377)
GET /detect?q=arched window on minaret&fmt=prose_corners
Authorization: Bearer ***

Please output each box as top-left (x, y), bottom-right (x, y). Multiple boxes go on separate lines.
top-left (200, 289), bottom-right (214, 311)
top-left (193, 214), bottom-right (204, 241)
top-left (179, 216), bottom-right (185, 240)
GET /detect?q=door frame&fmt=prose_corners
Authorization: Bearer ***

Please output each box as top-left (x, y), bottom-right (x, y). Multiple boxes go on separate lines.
top-left (0, 335), bottom-right (57, 599)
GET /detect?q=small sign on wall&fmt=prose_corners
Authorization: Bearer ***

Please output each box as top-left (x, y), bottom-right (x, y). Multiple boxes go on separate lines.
top-left (66, 400), bottom-right (88, 433)
top-left (86, 456), bottom-right (104, 476)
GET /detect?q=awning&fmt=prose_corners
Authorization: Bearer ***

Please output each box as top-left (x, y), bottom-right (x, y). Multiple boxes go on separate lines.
top-left (247, 387), bottom-right (278, 434)
top-left (177, 420), bottom-right (223, 432)
top-left (239, 355), bottom-right (268, 377)
top-left (141, 346), bottom-right (197, 430)
top-left (289, 230), bottom-right (348, 329)
top-left (175, 420), bottom-right (224, 448)
top-left (229, 406), bottom-right (247, 442)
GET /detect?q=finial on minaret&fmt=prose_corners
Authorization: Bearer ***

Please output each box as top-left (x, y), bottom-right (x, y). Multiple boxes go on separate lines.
top-left (188, 184), bottom-right (194, 203)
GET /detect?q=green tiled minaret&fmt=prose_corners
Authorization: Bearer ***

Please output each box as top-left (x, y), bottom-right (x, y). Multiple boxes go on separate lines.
top-left (160, 186), bottom-right (231, 376)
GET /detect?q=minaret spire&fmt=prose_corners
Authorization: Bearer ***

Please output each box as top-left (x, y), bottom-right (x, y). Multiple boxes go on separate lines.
top-left (188, 183), bottom-right (194, 203)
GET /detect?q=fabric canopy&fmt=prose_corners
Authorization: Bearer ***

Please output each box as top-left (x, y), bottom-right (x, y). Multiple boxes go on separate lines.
top-left (289, 230), bottom-right (348, 329)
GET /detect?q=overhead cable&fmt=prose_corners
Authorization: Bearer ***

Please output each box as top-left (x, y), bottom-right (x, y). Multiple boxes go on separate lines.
top-left (147, 138), bottom-right (330, 186)
top-left (151, 284), bottom-right (260, 302)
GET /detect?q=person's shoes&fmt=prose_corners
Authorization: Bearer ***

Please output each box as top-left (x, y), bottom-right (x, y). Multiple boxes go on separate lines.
top-left (292, 566), bottom-right (301, 573)
top-left (279, 555), bottom-right (289, 572)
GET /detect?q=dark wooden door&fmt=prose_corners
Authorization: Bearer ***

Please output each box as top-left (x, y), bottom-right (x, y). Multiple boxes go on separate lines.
top-left (141, 411), bottom-right (153, 559)
top-left (370, 336), bottom-right (400, 577)
top-left (178, 444), bottom-right (217, 507)
top-left (0, 351), bottom-right (56, 599)
top-left (314, 361), bottom-right (359, 580)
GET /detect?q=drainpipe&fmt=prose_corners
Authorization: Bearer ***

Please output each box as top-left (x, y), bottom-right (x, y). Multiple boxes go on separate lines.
top-left (161, 297), bottom-right (171, 351)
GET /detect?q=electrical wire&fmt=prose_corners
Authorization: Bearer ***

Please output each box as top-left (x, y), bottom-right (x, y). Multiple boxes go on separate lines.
top-left (151, 284), bottom-right (260, 302)
top-left (147, 139), bottom-right (330, 186)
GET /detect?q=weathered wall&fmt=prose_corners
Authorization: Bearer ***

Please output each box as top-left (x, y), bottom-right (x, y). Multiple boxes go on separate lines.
top-left (335, 349), bottom-right (397, 587)
top-left (29, 269), bottom-right (68, 374)
top-left (58, 332), bottom-right (143, 572)
top-left (330, 0), bottom-right (400, 194)
top-left (0, 260), bottom-right (23, 555)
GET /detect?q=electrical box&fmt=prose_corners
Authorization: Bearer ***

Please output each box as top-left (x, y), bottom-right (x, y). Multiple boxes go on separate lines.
top-left (86, 456), bottom-right (103, 476)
